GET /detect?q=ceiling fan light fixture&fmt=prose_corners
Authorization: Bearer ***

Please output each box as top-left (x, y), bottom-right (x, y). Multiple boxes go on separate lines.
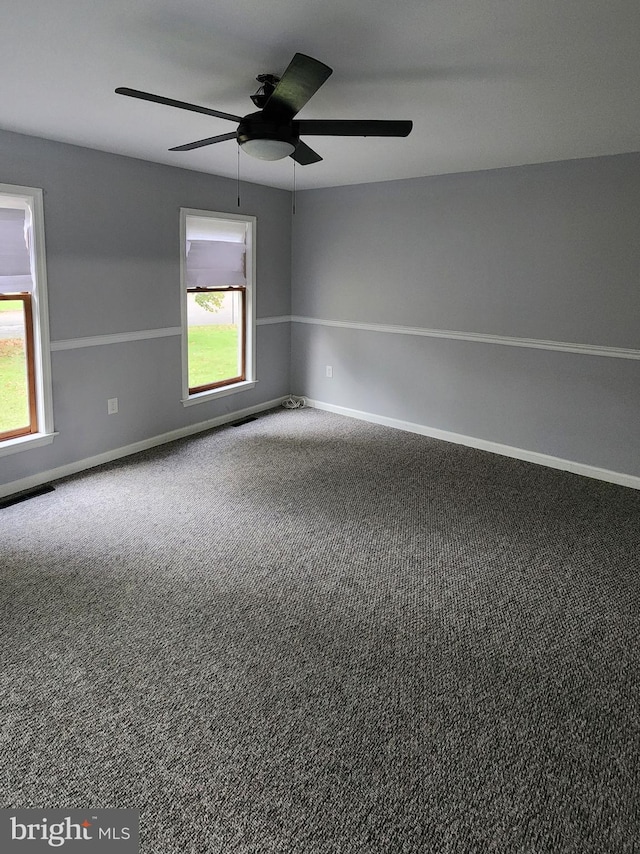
top-left (240, 138), bottom-right (296, 160)
top-left (237, 113), bottom-right (299, 160)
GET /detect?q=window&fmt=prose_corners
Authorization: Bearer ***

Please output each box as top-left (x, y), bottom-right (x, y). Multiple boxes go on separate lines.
top-left (0, 293), bottom-right (37, 439)
top-left (180, 210), bottom-right (256, 404)
top-left (0, 186), bottom-right (54, 453)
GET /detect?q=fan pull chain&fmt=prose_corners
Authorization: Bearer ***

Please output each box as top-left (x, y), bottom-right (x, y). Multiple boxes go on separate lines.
top-left (292, 160), bottom-right (296, 215)
top-left (237, 146), bottom-right (241, 207)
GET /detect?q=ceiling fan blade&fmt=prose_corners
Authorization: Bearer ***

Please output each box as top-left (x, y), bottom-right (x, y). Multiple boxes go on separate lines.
top-left (263, 54), bottom-right (332, 118)
top-left (115, 87), bottom-right (242, 123)
top-left (290, 141), bottom-right (323, 165)
top-left (169, 132), bottom-right (237, 152)
top-left (295, 119), bottom-right (413, 137)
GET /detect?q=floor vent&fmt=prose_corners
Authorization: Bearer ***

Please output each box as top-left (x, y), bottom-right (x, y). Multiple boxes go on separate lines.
top-left (230, 416), bottom-right (258, 428)
top-left (0, 484), bottom-right (55, 509)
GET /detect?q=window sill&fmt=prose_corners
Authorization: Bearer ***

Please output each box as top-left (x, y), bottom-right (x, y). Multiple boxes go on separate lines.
top-left (0, 431), bottom-right (58, 458)
top-left (181, 380), bottom-right (257, 407)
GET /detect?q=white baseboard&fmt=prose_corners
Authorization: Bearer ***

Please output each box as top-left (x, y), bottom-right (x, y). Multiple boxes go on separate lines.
top-left (305, 398), bottom-right (640, 491)
top-left (0, 397), bottom-right (287, 500)
top-left (4, 394), bottom-right (638, 499)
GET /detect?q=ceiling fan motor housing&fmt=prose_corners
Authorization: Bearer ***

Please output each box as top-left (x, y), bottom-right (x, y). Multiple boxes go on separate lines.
top-left (250, 74), bottom-right (280, 108)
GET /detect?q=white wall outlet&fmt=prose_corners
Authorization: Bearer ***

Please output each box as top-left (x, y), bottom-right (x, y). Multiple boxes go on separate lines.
top-left (326, 365), bottom-right (333, 378)
top-left (107, 398), bottom-right (118, 415)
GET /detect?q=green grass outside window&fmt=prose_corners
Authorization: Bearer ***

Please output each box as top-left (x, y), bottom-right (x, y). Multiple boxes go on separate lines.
top-left (188, 324), bottom-right (240, 389)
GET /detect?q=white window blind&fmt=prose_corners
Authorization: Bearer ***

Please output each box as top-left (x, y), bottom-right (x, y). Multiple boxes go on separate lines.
top-left (185, 216), bottom-right (246, 287)
top-left (0, 205), bottom-right (33, 293)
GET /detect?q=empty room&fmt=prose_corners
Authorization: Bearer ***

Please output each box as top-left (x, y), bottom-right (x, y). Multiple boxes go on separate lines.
top-left (1, 1), bottom-right (639, 852)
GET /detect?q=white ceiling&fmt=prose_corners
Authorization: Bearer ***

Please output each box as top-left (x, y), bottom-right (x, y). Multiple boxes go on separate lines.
top-left (2, 0), bottom-right (639, 191)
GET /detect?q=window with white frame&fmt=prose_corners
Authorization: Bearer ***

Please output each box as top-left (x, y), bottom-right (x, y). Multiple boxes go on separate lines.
top-left (0, 185), bottom-right (53, 452)
top-left (181, 210), bottom-right (255, 404)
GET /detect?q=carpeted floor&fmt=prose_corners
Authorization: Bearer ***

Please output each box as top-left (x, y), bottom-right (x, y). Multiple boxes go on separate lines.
top-left (1, 407), bottom-right (639, 853)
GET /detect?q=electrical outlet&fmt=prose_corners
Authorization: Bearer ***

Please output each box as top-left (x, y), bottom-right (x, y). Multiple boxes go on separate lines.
top-left (326, 365), bottom-right (333, 378)
top-left (107, 398), bottom-right (118, 415)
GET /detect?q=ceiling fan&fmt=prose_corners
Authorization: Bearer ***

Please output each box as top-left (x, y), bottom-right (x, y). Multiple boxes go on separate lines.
top-left (115, 53), bottom-right (413, 165)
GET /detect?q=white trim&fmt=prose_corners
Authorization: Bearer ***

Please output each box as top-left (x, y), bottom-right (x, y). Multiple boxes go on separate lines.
top-left (23, 314), bottom-right (640, 360)
top-left (28, 188), bottom-right (54, 436)
top-left (291, 316), bottom-right (640, 361)
top-left (47, 317), bottom-right (288, 351)
top-left (0, 397), bottom-right (286, 500)
top-left (257, 315), bottom-right (290, 326)
top-left (181, 379), bottom-right (257, 407)
top-left (305, 398), bottom-right (640, 491)
top-left (51, 327), bottom-right (182, 351)
top-left (180, 212), bottom-right (189, 395)
top-left (0, 431), bottom-right (58, 459)
top-left (247, 217), bottom-right (257, 382)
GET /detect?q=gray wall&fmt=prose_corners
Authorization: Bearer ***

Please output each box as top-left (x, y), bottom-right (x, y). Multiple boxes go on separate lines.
top-left (3, 131), bottom-right (638, 490)
top-left (0, 129), bottom-right (291, 489)
top-left (291, 153), bottom-right (640, 478)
